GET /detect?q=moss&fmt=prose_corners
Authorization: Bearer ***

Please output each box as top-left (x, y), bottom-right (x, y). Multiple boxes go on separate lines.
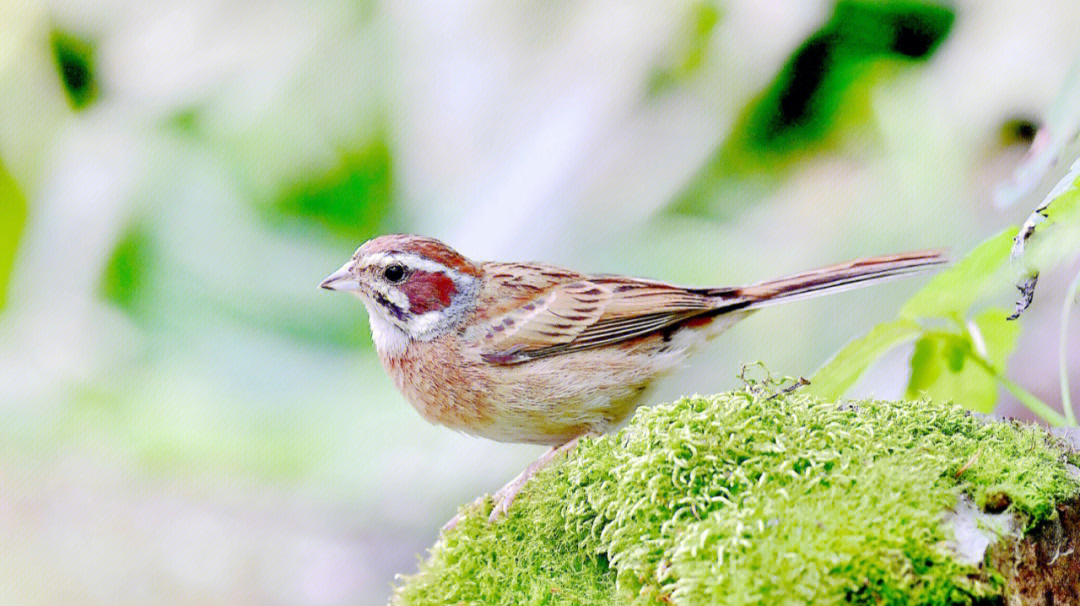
top-left (392, 386), bottom-right (1080, 606)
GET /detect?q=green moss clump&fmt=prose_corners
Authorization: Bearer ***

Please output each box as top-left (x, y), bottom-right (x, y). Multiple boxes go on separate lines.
top-left (392, 388), bottom-right (1080, 606)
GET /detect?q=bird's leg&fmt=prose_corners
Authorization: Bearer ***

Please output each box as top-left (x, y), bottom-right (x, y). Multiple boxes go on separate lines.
top-left (442, 435), bottom-right (584, 531)
top-left (487, 435), bottom-right (583, 523)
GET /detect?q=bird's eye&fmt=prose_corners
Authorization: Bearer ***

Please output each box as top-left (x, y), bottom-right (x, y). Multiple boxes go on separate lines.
top-left (383, 264), bottom-right (406, 283)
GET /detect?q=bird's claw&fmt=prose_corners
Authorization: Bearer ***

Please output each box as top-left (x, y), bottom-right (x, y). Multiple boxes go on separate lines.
top-left (440, 436), bottom-right (585, 532)
top-left (487, 475), bottom-right (528, 523)
top-left (442, 495), bottom-right (485, 532)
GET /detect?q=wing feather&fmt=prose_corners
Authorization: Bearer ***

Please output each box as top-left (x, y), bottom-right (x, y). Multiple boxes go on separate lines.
top-left (477, 279), bottom-right (721, 364)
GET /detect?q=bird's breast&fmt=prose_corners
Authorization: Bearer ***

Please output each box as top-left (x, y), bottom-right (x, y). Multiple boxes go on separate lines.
top-left (377, 335), bottom-right (496, 434)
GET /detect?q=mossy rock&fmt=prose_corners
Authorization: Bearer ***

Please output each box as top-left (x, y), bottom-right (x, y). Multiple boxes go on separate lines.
top-left (392, 387), bottom-right (1080, 605)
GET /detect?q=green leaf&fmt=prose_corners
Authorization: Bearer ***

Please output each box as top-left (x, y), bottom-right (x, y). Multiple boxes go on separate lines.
top-left (808, 318), bottom-right (922, 400)
top-left (970, 307), bottom-right (1021, 371)
top-left (269, 138), bottom-right (393, 241)
top-left (943, 337), bottom-right (966, 372)
top-left (903, 309), bottom-right (1020, 413)
top-left (50, 29), bottom-right (98, 110)
top-left (1023, 161), bottom-right (1080, 271)
top-left (0, 159), bottom-right (27, 310)
top-left (1005, 142), bottom-right (1080, 319)
top-left (101, 224), bottom-right (153, 316)
top-left (669, 0), bottom-right (954, 218)
top-left (905, 332), bottom-right (997, 412)
top-left (906, 334), bottom-right (946, 399)
top-left (900, 228), bottom-right (1014, 320)
top-left (647, 2), bottom-right (722, 95)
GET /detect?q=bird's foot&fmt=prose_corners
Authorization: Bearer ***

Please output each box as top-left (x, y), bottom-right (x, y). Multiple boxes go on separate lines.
top-left (487, 435), bottom-right (583, 523)
top-left (442, 495), bottom-right (484, 532)
top-left (441, 435), bottom-right (584, 532)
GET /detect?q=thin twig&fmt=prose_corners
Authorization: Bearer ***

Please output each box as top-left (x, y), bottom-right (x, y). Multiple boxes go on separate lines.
top-left (954, 446), bottom-right (981, 478)
top-left (765, 377), bottom-right (810, 401)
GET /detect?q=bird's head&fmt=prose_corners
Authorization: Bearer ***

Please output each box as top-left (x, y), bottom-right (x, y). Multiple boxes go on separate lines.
top-left (320, 234), bottom-right (482, 351)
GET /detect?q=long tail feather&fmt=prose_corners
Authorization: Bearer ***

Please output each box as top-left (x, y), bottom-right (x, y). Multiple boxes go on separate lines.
top-left (727, 250), bottom-right (947, 309)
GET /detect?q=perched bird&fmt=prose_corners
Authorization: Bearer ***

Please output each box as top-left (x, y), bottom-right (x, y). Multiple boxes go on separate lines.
top-left (321, 234), bottom-right (945, 523)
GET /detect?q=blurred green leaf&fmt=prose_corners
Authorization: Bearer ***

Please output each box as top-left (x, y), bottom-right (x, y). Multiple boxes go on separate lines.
top-left (1042, 171), bottom-right (1080, 229)
top-left (671, 0), bottom-right (954, 217)
top-left (269, 138), bottom-right (393, 241)
top-left (168, 106), bottom-right (202, 135)
top-left (0, 159), bottom-right (27, 310)
top-left (904, 309), bottom-right (1020, 413)
top-left (647, 2), bottom-right (722, 95)
top-left (900, 228), bottom-right (1014, 320)
top-left (746, 0), bottom-right (954, 153)
top-left (101, 224), bottom-right (152, 316)
top-left (50, 28), bottom-right (98, 110)
top-left (809, 318), bottom-right (921, 400)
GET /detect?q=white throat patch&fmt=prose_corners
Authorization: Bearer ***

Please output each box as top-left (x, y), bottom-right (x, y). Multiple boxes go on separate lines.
top-left (365, 303), bottom-right (409, 358)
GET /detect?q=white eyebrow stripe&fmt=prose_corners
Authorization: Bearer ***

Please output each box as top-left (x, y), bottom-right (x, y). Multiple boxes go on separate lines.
top-left (362, 252), bottom-right (472, 284)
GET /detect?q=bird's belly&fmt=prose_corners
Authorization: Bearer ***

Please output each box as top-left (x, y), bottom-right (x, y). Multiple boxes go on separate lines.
top-left (384, 314), bottom-right (748, 446)
top-left (465, 382), bottom-right (648, 446)
top-left (455, 340), bottom-right (699, 445)
top-left (385, 347), bottom-right (660, 445)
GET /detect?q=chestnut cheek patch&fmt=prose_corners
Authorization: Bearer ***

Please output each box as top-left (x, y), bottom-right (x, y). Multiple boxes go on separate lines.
top-left (402, 270), bottom-right (458, 314)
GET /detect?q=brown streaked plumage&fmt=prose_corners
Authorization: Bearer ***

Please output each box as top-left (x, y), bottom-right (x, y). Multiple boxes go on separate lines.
top-left (320, 234), bottom-right (946, 523)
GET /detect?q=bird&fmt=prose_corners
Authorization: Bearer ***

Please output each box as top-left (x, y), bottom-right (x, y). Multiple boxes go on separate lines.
top-left (320, 234), bottom-right (945, 523)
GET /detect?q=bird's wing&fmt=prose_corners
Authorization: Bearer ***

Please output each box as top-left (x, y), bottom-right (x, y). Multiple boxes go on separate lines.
top-left (476, 278), bottom-right (730, 365)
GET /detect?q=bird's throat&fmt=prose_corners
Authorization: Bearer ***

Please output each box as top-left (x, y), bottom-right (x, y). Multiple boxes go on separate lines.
top-left (367, 308), bottom-right (409, 358)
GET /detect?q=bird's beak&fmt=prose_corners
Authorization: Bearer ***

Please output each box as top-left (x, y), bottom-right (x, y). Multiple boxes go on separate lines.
top-left (320, 264), bottom-right (361, 292)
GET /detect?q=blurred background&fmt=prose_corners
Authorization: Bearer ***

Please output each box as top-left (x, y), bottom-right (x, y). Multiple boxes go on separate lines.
top-left (3, 1), bottom-right (1080, 604)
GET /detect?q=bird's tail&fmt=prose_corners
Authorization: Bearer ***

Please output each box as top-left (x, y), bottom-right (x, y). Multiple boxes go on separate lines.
top-left (718, 250), bottom-right (947, 310)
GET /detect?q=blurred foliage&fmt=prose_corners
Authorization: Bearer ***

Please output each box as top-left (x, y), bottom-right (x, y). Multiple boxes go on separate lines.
top-left (900, 230), bottom-right (1012, 321)
top-left (808, 317), bottom-right (922, 398)
top-left (811, 232), bottom-right (1017, 407)
top-left (812, 104), bottom-right (1080, 422)
top-left (998, 116), bottom-right (1039, 148)
top-left (812, 224), bottom-right (1075, 425)
top-left (39, 381), bottom-right (334, 482)
top-left (100, 223), bottom-right (153, 317)
top-left (995, 57), bottom-right (1080, 209)
top-left (49, 28), bottom-right (98, 110)
top-left (0, 159), bottom-right (26, 310)
top-left (672, 0), bottom-right (954, 218)
top-left (268, 138), bottom-right (394, 242)
top-left (168, 106), bottom-right (202, 134)
top-left (1004, 139), bottom-right (1080, 425)
top-left (647, 2), bottom-right (721, 95)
